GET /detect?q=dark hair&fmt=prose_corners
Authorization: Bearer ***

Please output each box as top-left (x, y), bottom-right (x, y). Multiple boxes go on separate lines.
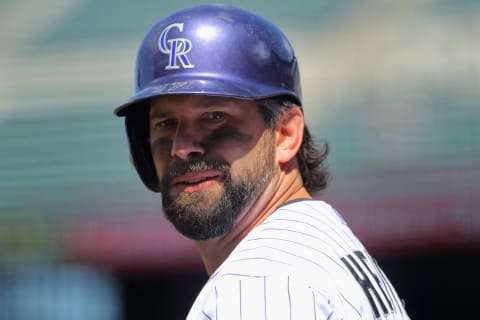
top-left (257, 98), bottom-right (330, 193)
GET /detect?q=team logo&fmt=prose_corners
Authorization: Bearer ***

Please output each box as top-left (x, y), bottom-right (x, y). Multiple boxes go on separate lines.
top-left (158, 23), bottom-right (195, 70)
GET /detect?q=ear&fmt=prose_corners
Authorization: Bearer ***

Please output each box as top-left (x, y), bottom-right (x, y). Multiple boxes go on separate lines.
top-left (275, 107), bottom-right (304, 165)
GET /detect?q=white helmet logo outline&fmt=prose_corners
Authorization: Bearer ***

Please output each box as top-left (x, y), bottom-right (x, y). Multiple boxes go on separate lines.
top-left (159, 23), bottom-right (195, 70)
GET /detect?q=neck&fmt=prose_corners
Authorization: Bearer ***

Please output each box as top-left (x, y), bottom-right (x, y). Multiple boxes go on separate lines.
top-left (194, 168), bottom-right (311, 275)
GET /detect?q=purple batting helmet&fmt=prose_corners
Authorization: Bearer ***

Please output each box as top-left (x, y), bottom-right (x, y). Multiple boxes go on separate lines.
top-left (115, 4), bottom-right (302, 191)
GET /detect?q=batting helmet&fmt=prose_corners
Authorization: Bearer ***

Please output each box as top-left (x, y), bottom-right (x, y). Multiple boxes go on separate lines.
top-left (115, 4), bottom-right (302, 192)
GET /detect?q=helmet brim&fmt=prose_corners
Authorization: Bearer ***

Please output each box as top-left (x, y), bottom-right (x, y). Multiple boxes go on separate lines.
top-left (114, 75), bottom-right (301, 117)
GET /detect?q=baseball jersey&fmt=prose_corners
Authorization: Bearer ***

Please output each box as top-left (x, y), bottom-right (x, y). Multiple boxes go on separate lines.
top-left (187, 200), bottom-right (409, 319)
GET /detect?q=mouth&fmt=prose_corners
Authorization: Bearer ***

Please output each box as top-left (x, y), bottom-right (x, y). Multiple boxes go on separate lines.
top-left (172, 170), bottom-right (222, 193)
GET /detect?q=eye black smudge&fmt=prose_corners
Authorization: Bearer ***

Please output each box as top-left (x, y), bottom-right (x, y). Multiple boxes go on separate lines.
top-left (204, 126), bottom-right (254, 147)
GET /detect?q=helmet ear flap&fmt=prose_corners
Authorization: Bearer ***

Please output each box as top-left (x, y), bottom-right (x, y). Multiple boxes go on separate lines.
top-left (125, 103), bottom-right (161, 192)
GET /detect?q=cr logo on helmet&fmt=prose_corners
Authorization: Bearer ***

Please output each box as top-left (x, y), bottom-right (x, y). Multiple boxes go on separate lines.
top-left (158, 23), bottom-right (195, 70)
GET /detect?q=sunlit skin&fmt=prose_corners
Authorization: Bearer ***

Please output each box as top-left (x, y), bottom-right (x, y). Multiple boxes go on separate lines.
top-left (149, 94), bottom-right (311, 275)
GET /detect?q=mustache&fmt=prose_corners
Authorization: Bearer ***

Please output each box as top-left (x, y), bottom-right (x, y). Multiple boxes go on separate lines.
top-left (160, 159), bottom-right (230, 191)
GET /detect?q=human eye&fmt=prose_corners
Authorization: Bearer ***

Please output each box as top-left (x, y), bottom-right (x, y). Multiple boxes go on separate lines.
top-left (205, 111), bottom-right (226, 122)
top-left (152, 118), bottom-right (177, 130)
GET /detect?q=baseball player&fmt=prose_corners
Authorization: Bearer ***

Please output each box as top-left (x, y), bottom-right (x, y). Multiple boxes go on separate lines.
top-left (114, 4), bottom-right (409, 319)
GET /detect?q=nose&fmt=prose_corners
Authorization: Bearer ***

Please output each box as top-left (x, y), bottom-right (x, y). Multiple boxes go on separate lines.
top-left (170, 123), bottom-right (206, 160)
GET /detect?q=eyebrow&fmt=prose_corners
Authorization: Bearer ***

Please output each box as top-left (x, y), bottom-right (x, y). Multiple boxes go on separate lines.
top-left (150, 98), bottom-right (236, 118)
top-left (150, 110), bottom-right (171, 119)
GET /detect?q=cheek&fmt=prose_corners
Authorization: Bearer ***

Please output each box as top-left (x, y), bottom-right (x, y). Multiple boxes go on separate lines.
top-left (150, 137), bottom-right (172, 173)
top-left (244, 131), bottom-right (277, 171)
top-left (228, 131), bottom-right (276, 176)
top-left (205, 126), bottom-right (255, 155)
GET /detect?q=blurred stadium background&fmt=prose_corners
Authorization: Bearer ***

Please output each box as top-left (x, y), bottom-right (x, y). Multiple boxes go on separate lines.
top-left (0, 0), bottom-right (479, 319)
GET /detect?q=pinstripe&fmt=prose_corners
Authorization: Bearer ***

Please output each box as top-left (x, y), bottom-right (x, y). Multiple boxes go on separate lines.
top-left (263, 276), bottom-right (267, 320)
top-left (262, 215), bottom-right (358, 263)
top-left (211, 272), bottom-right (267, 285)
top-left (202, 310), bottom-right (212, 320)
top-left (272, 210), bottom-right (357, 249)
top-left (257, 226), bottom-right (337, 244)
top-left (302, 204), bottom-right (373, 256)
top-left (239, 280), bottom-right (243, 320)
top-left (312, 290), bottom-right (317, 320)
top-left (290, 203), bottom-right (359, 248)
top-left (275, 203), bottom-right (341, 232)
top-left (287, 276), bottom-right (292, 320)
top-left (234, 244), bottom-right (332, 274)
top-left (263, 217), bottom-right (342, 243)
top-left (268, 217), bottom-right (345, 244)
top-left (335, 290), bottom-right (363, 317)
top-left (229, 256), bottom-right (291, 268)
top-left (245, 236), bottom-right (346, 269)
top-left (326, 310), bottom-right (334, 320)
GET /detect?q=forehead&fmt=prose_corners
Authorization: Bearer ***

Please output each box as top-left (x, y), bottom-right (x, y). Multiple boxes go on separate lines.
top-left (149, 94), bottom-right (258, 115)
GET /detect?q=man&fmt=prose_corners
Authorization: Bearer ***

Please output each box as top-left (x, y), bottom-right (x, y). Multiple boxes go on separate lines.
top-left (114, 4), bottom-right (409, 319)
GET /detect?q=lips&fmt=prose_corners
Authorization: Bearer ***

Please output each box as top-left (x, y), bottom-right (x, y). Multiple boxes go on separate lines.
top-left (172, 170), bottom-right (222, 193)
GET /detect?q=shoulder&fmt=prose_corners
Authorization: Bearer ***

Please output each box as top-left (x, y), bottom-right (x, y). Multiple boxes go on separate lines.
top-left (264, 199), bottom-right (348, 233)
top-left (187, 201), bottom-right (368, 319)
top-left (216, 200), bottom-right (361, 289)
top-left (187, 200), bottom-right (410, 319)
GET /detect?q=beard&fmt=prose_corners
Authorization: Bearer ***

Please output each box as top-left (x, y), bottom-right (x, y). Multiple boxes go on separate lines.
top-left (159, 135), bottom-right (275, 241)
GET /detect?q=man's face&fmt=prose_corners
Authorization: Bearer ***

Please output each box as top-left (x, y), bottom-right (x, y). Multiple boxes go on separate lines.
top-left (149, 95), bottom-right (277, 240)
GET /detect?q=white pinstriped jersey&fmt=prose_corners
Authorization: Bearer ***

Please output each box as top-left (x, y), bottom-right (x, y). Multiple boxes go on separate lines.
top-left (187, 200), bottom-right (409, 320)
